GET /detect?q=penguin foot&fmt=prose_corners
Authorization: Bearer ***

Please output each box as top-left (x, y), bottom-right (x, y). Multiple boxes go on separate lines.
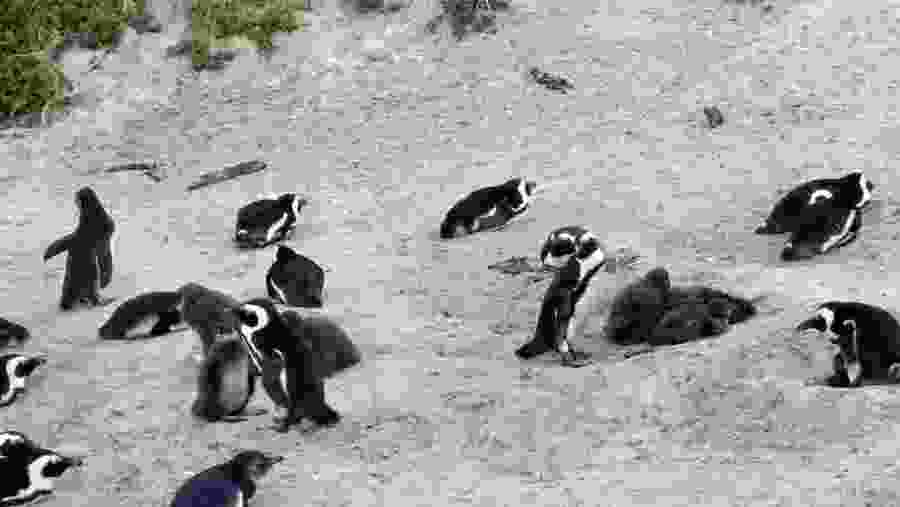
top-left (889, 363), bottom-right (900, 383)
top-left (311, 410), bottom-right (340, 427)
top-left (244, 408), bottom-right (268, 417)
top-left (560, 350), bottom-right (593, 368)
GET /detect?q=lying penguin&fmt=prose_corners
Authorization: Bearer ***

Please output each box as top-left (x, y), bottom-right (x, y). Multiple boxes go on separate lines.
top-left (797, 301), bottom-right (900, 388)
top-left (439, 177), bottom-right (536, 239)
top-left (755, 170), bottom-right (874, 235)
top-left (98, 291), bottom-right (183, 340)
top-left (0, 434), bottom-right (83, 507)
top-left (0, 353), bottom-right (47, 407)
top-left (170, 450), bottom-right (283, 507)
top-left (233, 299), bottom-right (361, 432)
top-left (266, 245), bottom-right (325, 308)
top-left (779, 204), bottom-right (861, 261)
top-left (539, 225), bottom-right (594, 269)
top-left (234, 193), bottom-right (308, 249)
top-left (605, 267), bottom-right (758, 347)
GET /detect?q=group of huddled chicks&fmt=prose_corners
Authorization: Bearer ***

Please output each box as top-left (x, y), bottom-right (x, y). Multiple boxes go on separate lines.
top-left (0, 187), bottom-right (361, 506)
top-left (0, 168), bottom-right (892, 505)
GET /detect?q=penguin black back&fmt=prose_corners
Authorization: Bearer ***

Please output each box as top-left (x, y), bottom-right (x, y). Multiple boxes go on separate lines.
top-left (439, 177), bottom-right (536, 239)
top-left (43, 187), bottom-right (115, 311)
top-left (266, 245), bottom-right (325, 308)
top-left (170, 450), bottom-right (283, 507)
top-left (234, 193), bottom-right (307, 248)
top-left (755, 171), bottom-right (874, 234)
top-left (98, 291), bottom-right (182, 340)
top-left (780, 204), bottom-right (860, 261)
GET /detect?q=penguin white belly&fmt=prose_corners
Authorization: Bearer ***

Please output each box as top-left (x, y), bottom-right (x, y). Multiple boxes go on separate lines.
top-left (220, 357), bottom-right (249, 413)
top-left (123, 314), bottom-right (161, 339)
top-left (264, 213), bottom-right (289, 244)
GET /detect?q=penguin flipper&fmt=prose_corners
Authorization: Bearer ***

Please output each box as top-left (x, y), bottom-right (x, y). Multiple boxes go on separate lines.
top-left (44, 233), bottom-right (75, 261)
top-left (96, 239), bottom-right (113, 288)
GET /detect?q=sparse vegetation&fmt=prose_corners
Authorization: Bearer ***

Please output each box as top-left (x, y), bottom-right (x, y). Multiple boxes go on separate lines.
top-left (425, 0), bottom-right (500, 41)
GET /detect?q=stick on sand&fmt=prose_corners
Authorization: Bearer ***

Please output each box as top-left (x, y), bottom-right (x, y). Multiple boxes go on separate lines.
top-left (186, 160), bottom-right (268, 192)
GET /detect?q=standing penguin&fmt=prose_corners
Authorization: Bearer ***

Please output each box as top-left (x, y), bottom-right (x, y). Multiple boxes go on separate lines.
top-left (233, 299), bottom-right (361, 433)
top-left (516, 232), bottom-right (607, 367)
top-left (266, 245), bottom-right (325, 308)
top-left (755, 170), bottom-right (874, 234)
top-left (191, 337), bottom-right (266, 423)
top-left (0, 319), bottom-right (29, 349)
top-left (234, 193), bottom-right (307, 249)
top-left (98, 291), bottom-right (183, 340)
top-left (439, 177), bottom-right (537, 239)
top-left (43, 187), bottom-right (115, 311)
top-left (0, 354), bottom-right (47, 407)
top-left (797, 301), bottom-right (900, 388)
top-left (170, 450), bottom-right (283, 507)
top-left (538, 225), bottom-right (593, 269)
top-left (177, 283), bottom-right (241, 357)
top-left (0, 444), bottom-right (83, 506)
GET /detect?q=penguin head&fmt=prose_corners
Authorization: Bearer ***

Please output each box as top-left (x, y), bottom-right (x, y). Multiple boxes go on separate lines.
top-left (843, 170), bottom-right (874, 209)
top-left (797, 302), bottom-right (859, 341)
top-left (282, 194), bottom-right (308, 221)
top-left (29, 449), bottom-right (84, 479)
top-left (2, 353), bottom-right (46, 393)
top-left (231, 450), bottom-right (283, 480)
top-left (233, 299), bottom-right (283, 353)
top-left (0, 431), bottom-right (36, 458)
top-left (642, 267), bottom-right (672, 293)
top-left (504, 177), bottom-right (535, 213)
top-left (540, 226), bottom-right (589, 268)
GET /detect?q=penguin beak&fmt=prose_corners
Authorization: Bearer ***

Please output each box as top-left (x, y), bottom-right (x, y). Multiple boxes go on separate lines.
top-left (63, 455), bottom-right (84, 467)
top-left (265, 454), bottom-right (284, 465)
top-left (796, 316), bottom-right (825, 332)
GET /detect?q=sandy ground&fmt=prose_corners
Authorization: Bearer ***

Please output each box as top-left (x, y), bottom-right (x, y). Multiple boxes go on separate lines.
top-left (4, 0), bottom-right (900, 504)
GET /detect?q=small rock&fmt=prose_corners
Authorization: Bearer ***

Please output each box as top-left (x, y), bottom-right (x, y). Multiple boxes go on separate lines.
top-left (703, 106), bottom-right (724, 128)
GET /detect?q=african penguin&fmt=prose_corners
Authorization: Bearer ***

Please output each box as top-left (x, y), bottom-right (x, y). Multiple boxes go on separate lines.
top-left (43, 187), bottom-right (115, 311)
top-left (0, 442), bottom-right (83, 506)
top-left (439, 177), bottom-right (537, 239)
top-left (755, 170), bottom-right (874, 234)
top-left (177, 283), bottom-right (241, 358)
top-left (797, 301), bottom-right (900, 388)
top-left (516, 232), bottom-right (606, 367)
top-left (266, 246), bottom-right (325, 308)
top-left (0, 319), bottom-right (29, 348)
top-left (170, 450), bottom-right (283, 507)
top-left (539, 225), bottom-right (596, 269)
top-left (234, 193), bottom-right (307, 249)
top-left (191, 337), bottom-right (265, 423)
top-left (233, 299), bottom-right (361, 432)
top-left (604, 267), bottom-right (672, 346)
top-left (0, 354), bottom-right (46, 407)
top-left (98, 291), bottom-right (183, 340)
top-left (780, 204), bottom-right (860, 261)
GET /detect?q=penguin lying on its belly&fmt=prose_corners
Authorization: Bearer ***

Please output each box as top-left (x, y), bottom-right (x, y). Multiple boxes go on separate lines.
top-left (440, 177), bottom-right (537, 239)
top-left (0, 354), bottom-right (47, 408)
top-left (98, 291), bottom-right (183, 340)
top-left (234, 193), bottom-right (307, 249)
top-left (170, 450), bottom-right (283, 507)
top-left (779, 204), bottom-right (861, 261)
top-left (755, 170), bottom-right (874, 235)
top-left (0, 433), bottom-right (83, 507)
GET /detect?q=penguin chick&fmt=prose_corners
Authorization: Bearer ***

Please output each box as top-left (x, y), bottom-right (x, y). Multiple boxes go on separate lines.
top-left (646, 299), bottom-right (732, 346)
top-left (191, 338), bottom-right (265, 423)
top-left (604, 267), bottom-right (672, 345)
top-left (0, 354), bottom-right (47, 407)
top-left (170, 450), bottom-right (283, 507)
top-left (177, 283), bottom-right (242, 358)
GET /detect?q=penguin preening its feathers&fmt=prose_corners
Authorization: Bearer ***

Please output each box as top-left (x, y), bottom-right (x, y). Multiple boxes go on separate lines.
top-left (516, 232), bottom-right (606, 367)
top-left (0, 354), bottom-right (47, 408)
top-left (170, 450), bottom-right (283, 507)
top-left (43, 187), bottom-right (115, 311)
top-left (266, 246), bottom-right (325, 308)
top-left (539, 225), bottom-right (593, 269)
top-left (234, 193), bottom-right (307, 249)
top-left (439, 177), bottom-right (537, 239)
top-left (233, 299), bottom-right (361, 432)
top-left (797, 301), bottom-right (900, 388)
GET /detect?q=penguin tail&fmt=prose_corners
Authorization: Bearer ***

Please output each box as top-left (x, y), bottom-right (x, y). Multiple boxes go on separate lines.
top-left (43, 233), bottom-right (75, 261)
top-left (753, 222), bottom-right (781, 235)
top-left (439, 220), bottom-right (456, 239)
top-left (727, 295), bottom-right (760, 324)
